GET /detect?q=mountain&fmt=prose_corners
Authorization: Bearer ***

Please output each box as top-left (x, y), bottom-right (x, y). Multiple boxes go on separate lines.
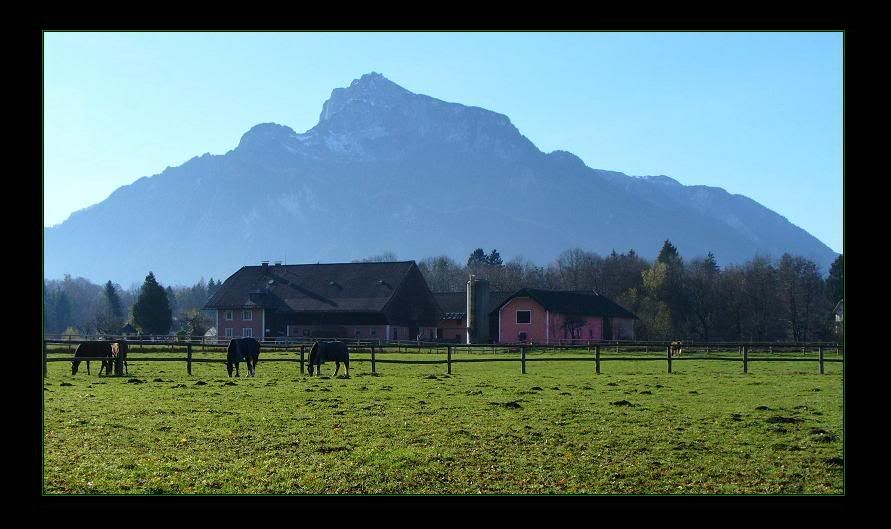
top-left (44, 72), bottom-right (839, 286)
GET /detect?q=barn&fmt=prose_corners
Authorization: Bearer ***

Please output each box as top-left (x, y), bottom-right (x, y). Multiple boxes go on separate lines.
top-left (204, 261), bottom-right (443, 341)
top-left (493, 288), bottom-right (638, 344)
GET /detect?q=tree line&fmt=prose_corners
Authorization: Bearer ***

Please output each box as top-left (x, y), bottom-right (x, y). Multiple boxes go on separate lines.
top-left (44, 242), bottom-right (844, 343)
top-left (416, 242), bottom-right (843, 342)
top-left (44, 273), bottom-right (223, 336)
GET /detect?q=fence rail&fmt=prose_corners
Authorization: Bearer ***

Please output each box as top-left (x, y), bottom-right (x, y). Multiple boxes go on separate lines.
top-left (44, 338), bottom-right (843, 377)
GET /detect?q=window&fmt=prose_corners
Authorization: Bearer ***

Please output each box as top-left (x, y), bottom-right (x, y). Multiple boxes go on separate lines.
top-left (225, 327), bottom-right (233, 337)
top-left (518, 332), bottom-right (528, 342)
top-left (243, 310), bottom-right (252, 321)
top-left (516, 310), bottom-right (532, 324)
top-left (225, 310), bottom-right (233, 321)
top-left (242, 328), bottom-right (253, 337)
top-left (371, 330), bottom-right (377, 336)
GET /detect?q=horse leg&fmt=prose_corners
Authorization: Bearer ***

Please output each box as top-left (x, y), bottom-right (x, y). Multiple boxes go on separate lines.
top-left (334, 362), bottom-right (340, 376)
top-left (87, 361), bottom-right (91, 375)
top-left (345, 359), bottom-right (350, 378)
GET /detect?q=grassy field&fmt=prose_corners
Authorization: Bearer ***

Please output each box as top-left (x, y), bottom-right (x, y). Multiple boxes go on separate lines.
top-left (43, 347), bottom-right (843, 494)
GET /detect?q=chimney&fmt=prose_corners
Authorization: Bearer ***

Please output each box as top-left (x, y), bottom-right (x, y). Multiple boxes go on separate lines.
top-left (261, 261), bottom-right (269, 271)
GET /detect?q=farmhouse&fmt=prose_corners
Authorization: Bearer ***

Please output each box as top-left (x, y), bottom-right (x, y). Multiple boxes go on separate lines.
top-left (204, 261), bottom-right (442, 341)
top-left (494, 288), bottom-right (638, 344)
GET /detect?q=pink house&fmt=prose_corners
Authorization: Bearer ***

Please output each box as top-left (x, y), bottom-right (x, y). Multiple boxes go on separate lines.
top-left (493, 288), bottom-right (638, 344)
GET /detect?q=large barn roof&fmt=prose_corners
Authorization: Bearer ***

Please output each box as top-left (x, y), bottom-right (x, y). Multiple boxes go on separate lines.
top-left (493, 288), bottom-right (639, 320)
top-left (205, 261), bottom-right (419, 314)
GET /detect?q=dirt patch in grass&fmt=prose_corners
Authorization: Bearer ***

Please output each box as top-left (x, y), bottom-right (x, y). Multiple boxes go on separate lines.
top-left (755, 405), bottom-right (770, 411)
top-left (610, 400), bottom-right (635, 407)
top-left (825, 457), bottom-right (844, 466)
top-left (60, 382), bottom-right (73, 387)
top-left (494, 401), bottom-right (522, 409)
top-left (766, 416), bottom-right (804, 424)
top-left (127, 378), bottom-right (145, 384)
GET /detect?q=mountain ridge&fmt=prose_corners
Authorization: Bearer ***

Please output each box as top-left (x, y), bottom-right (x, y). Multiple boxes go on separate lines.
top-left (44, 72), bottom-right (839, 285)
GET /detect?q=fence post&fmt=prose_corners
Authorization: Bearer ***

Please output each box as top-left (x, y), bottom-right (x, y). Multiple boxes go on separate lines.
top-left (371, 345), bottom-right (377, 374)
top-left (819, 346), bottom-right (824, 375)
top-left (521, 346), bottom-right (526, 374)
top-left (595, 344), bottom-right (601, 375)
top-left (666, 345), bottom-right (672, 374)
top-left (187, 343), bottom-right (192, 376)
top-left (743, 345), bottom-right (748, 374)
top-left (300, 345), bottom-right (305, 375)
top-left (447, 346), bottom-right (452, 375)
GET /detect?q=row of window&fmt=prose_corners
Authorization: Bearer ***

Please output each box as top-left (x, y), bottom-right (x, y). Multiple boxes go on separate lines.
top-left (224, 310), bottom-right (253, 321)
top-left (223, 328), bottom-right (254, 337)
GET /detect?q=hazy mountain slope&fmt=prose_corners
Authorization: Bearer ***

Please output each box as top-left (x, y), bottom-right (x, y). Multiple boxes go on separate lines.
top-left (44, 72), bottom-right (839, 285)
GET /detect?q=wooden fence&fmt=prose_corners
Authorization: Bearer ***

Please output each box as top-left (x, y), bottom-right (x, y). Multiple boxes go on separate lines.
top-left (44, 338), bottom-right (843, 377)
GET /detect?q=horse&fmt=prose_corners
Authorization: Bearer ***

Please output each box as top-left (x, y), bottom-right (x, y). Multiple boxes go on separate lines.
top-left (72, 341), bottom-right (113, 376)
top-left (670, 340), bottom-right (685, 358)
top-left (109, 340), bottom-right (129, 376)
top-left (307, 341), bottom-right (350, 377)
top-left (227, 337), bottom-right (261, 377)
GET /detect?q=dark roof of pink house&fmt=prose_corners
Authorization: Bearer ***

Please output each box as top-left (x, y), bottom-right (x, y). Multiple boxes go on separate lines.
top-left (493, 288), bottom-right (639, 319)
top-left (206, 261), bottom-right (421, 314)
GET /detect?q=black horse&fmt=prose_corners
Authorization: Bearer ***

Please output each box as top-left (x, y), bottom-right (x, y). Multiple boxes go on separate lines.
top-left (307, 341), bottom-right (350, 377)
top-left (72, 341), bottom-right (114, 376)
top-left (227, 337), bottom-right (261, 377)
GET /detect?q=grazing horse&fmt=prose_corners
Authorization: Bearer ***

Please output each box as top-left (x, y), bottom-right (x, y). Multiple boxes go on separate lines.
top-left (227, 337), bottom-right (261, 377)
top-left (109, 340), bottom-right (129, 376)
top-left (72, 341), bottom-right (113, 376)
top-left (308, 341), bottom-right (350, 377)
top-left (670, 340), bottom-right (685, 358)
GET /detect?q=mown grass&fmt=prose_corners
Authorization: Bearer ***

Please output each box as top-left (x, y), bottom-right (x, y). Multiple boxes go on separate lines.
top-left (43, 349), bottom-right (843, 495)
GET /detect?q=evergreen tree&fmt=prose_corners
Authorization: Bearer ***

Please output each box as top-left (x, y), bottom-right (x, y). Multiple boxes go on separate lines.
top-left (657, 239), bottom-right (681, 265)
top-left (826, 254), bottom-right (844, 303)
top-left (132, 272), bottom-right (173, 335)
top-left (103, 281), bottom-right (125, 332)
top-left (467, 248), bottom-right (487, 267)
top-left (487, 249), bottom-right (504, 267)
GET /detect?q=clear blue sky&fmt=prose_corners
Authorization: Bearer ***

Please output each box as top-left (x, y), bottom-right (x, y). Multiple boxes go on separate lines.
top-left (44, 32), bottom-right (843, 253)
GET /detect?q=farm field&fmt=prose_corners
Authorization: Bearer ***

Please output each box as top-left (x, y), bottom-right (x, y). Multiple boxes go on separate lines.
top-left (43, 348), bottom-right (843, 494)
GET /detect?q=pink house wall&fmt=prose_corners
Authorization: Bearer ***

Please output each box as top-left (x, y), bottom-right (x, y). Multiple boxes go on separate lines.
top-left (497, 298), bottom-right (636, 344)
top-left (498, 298), bottom-right (549, 343)
top-left (437, 319), bottom-right (466, 342)
top-left (548, 313), bottom-right (604, 342)
top-left (218, 309), bottom-right (263, 339)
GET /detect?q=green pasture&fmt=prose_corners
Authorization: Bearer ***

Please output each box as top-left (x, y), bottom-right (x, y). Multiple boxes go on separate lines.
top-left (43, 347), bottom-right (843, 494)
